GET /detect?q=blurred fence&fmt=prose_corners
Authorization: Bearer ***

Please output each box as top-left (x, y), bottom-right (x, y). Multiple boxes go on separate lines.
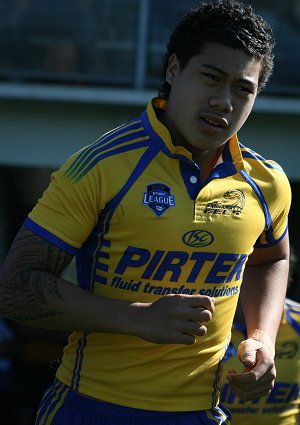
top-left (0, 0), bottom-right (299, 94)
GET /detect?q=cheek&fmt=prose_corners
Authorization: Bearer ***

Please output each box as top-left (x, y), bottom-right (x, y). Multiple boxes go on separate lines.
top-left (236, 101), bottom-right (255, 126)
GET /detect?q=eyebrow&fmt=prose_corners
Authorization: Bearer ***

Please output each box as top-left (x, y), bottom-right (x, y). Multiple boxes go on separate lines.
top-left (201, 64), bottom-right (227, 76)
top-left (201, 64), bottom-right (257, 87)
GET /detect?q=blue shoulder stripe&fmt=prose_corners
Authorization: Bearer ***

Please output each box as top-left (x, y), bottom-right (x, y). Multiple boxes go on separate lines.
top-left (240, 147), bottom-right (283, 171)
top-left (66, 120), bottom-right (141, 176)
top-left (66, 138), bottom-right (151, 182)
top-left (65, 120), bottom-right (150, 182)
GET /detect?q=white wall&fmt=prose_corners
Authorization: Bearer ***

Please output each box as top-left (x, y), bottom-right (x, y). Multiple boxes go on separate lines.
top-left (0, 94), bottom-right (299, 278)
top-left (0, 97), bottom-right (298, 180)
top-left (0, 99), bottom-right (141, 169)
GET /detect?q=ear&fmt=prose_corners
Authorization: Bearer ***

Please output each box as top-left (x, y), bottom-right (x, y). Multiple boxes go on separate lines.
top-left (166, 53), bottom-right (180, 85)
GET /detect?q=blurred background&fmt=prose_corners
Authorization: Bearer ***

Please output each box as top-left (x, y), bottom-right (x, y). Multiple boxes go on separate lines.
top-left (0, 0), bottom-right (299, 423)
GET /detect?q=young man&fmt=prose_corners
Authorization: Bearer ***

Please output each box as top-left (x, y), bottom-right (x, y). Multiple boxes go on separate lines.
top-left (0, 1), bottom-right (291, 424)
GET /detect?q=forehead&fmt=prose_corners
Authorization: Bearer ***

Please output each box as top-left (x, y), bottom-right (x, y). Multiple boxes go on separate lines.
top-left (191, 42), bottom-right (262, 82)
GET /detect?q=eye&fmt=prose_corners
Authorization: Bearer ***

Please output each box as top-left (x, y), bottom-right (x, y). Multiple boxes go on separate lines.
top-left (202, 72), bottom-right (220, 82)
top-left (236, 85), bottom-right (254, 94)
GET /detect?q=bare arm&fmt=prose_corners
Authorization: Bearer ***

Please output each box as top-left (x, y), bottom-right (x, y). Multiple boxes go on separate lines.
top-left (227, 232), bottom-right (290, 399)
top-left (0, 225), bottom-right (73, 325)
top-left (0, 225), bottom-right (215, 344)
top-left (241, 233), bottom-right (289, 344)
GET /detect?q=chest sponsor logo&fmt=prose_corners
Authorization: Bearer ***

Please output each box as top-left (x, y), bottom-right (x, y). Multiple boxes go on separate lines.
top-left (182, 230), bottom-right (214, 247)
top-left (143, 183), bottom-right (175, 216)
top-left (204, 190), bottom-right (245, 215)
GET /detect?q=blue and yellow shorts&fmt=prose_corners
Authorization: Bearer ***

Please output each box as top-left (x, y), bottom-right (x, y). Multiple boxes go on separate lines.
top-left (36, 379), bottom-right (231, 425)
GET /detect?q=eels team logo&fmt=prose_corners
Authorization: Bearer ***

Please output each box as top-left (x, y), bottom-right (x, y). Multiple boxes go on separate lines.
top-left (143, 183), bottom-right (176, 217)
top-left (204, 190), bottom-right (245, 215)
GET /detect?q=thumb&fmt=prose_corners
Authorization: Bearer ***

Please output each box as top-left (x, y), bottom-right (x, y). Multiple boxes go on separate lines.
top-left (237, 339), bottom-right (266, 367)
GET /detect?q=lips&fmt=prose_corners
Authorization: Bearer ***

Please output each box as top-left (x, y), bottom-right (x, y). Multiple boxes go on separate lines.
top-left (199, 114), bottom-right (228, 129)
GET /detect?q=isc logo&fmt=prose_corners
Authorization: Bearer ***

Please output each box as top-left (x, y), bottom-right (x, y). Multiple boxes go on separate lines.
top-left (182, 230), bottom-right (214, 247)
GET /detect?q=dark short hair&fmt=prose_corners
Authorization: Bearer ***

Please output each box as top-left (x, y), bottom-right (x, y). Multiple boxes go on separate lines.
top-left (159, 0), bottom-right (275, 98)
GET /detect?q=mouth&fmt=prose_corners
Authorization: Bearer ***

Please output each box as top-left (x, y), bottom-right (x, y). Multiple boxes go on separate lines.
top-left (199, 114), bottom-right (228, 129)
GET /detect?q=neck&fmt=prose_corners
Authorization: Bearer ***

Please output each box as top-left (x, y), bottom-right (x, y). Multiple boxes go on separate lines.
top-left (158, 111), bottom-right (226, 182)
top-left (192, 146), bottom-right (225, 182)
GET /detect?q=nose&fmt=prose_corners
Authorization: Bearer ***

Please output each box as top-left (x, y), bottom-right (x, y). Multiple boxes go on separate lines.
top-left (210, 86), bottom-right (233, 113)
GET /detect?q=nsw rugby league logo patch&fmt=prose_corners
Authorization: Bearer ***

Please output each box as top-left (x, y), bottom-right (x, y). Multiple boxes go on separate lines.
top-left (143, 183), bottom-right (176, 217)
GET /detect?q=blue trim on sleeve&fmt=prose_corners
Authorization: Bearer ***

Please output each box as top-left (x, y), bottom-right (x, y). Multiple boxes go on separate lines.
top-left (24, 217), bottom-right (79, 255)
top-left (254, 225), bottom-right (288, 248)
top-left (239, 169), bottom-right (273, 230)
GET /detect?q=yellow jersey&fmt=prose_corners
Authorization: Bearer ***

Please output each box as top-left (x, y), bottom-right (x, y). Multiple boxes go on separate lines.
top-left (25, 98), bottom-right (291, 411)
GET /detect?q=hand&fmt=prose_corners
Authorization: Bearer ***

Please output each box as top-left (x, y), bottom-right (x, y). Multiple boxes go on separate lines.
top-left (226, 340), bottom-right (276, 400)
top-left (131, 294), bottom-right (215, 345)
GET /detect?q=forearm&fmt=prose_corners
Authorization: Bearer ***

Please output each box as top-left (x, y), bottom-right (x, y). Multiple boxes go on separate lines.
top-left (227, 257), bottom-right (288, 400)
top-left (0, 267), bottom-right (217, 345)
top-left (241, 258), bottom-right (289, 344)
top-left (0, 267), bottom-right (138, 334)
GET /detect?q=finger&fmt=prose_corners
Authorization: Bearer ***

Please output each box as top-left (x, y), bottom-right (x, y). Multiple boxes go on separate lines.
top-left (177, 333), bottom-right (197, 345)
top-left (247, 349), bottom-right (275, 380)
top-left (186, 322), bottom-right (208, 337)
top-left (227, 365), bottom-right (275, 387)
top-left (177, 319), bottom-right (207, 337)
top-left (227, 370), bottom-right (257, 384)
top-left (228, 371), bottom-right (274, 389)
top-left (188, 308), bottom-right (214, 323)
top-left (229, 372), bottom-right (275, 399)
top-left (186, 295), bottom-right (215, 312)
top-left (227, 365), bottom-right (275, 401)
top-left (166, 330), bottom-right (197, 345)
top-left (228, 380), bottom-right (273, 401)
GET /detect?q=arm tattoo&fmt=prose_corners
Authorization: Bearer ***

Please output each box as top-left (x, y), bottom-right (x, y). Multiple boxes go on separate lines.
top-left (0, 225), bottom-right (73, 322)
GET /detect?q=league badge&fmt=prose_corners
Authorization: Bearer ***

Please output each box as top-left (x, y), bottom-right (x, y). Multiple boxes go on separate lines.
top-left (143, 183), bottom-right (176, 217)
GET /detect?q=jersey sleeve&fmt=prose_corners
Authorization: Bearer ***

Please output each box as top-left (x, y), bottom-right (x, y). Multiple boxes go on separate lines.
top-left (25, 150), bottom-right (102, 254)
top-left (255, 165), bottom-right (291, 248)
